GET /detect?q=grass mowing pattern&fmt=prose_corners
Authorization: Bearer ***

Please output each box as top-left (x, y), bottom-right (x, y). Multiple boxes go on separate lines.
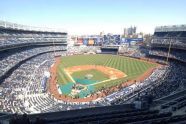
top-left (57, 54), bottom-right (157, 90)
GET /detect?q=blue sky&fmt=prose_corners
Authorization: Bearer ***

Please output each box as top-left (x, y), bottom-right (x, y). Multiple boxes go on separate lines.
top-left (1, 0), bottom-right (186, 35)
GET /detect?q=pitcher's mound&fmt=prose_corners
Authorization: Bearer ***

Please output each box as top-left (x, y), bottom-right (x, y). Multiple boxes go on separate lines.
top-left (85, 74), bottom-right (93, 79)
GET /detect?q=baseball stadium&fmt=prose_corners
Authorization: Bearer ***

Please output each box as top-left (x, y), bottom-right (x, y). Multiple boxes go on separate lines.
top-left (0, 20), bottom-right (186, 124)
top-left (1, 1), bottom-right (186, 122)
top-left (49, 54), bottom-right (159, 102)
top-left (0, 20), bottom-right (186, 123)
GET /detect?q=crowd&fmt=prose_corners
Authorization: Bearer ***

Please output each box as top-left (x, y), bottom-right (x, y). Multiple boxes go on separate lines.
top-left (149, 49), bottom-right (186, 62)
top-left (110, 60), bottom-right (186, 105)
top-left (151, 38), bottom-right (186, 49)
top-left (0, 31), bottom-right (66, 47)
top-left (0, 44), bottom-right (186, 114)
top-left (118, 46), bottom-right (147, 58)
top-left (0, 52), bottom-right (64, 113)
top-left (138, 61), bottom-right (186, 99)
top-left (67, 46), bottom-right (100, 55)
top-left (0, 28), bottom-right (67, 114)
top-left (0, 46), bottom-right (66, 78)
top-left (107, 65), bottom-right (168, 104)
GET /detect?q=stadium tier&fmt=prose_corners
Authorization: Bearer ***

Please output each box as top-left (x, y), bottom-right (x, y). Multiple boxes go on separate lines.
top-left (151, 25), bottom-right (186, 50)
top-left (0, 21), bottom-right (67, 51)
top-left (0, 23), bottom-right (186, 123)
top-left (148, 25), bottom-right (186, 62)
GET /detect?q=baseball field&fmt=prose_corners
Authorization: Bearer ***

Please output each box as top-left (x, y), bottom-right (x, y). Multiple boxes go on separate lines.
top-left (53, 54), bottom-right (158, 99)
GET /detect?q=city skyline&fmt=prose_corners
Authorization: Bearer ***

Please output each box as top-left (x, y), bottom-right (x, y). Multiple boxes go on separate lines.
top-left (1, 0), bottom-right (186, 35)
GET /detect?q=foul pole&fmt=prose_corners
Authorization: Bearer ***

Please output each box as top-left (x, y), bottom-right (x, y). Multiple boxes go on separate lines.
top-left (166, 37), bottom-right (172, 64)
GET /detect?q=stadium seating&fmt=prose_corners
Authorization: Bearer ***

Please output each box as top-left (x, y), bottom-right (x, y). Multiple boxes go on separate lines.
top-left (6, 106), bottom-right (186, 124)
top-left (1, 23), bottom-right (186, 124)
top-left (0, 25), bottom-right (69, 115)
top-left (152, 27), bottom-right (186, 50)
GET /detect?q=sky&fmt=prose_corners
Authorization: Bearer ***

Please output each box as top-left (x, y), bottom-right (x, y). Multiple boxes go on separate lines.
top-left (0, 0), bottom-right (186, 35)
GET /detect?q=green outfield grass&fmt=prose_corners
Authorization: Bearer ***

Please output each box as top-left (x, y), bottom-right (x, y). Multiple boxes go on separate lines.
top-left (72, 69), bottom-right (109, 82)
top-left (57, 54), bottom-right (158, 97)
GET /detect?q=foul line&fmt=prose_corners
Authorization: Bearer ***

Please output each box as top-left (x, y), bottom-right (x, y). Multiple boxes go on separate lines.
top-left (63, 69), bottom-right (76, 83)
top-left (64, 69), bottom-right (127, 86)
top-left (64, 65), bottom-right (128, 87)
top-left (89, 75), bottom-right (127, 86)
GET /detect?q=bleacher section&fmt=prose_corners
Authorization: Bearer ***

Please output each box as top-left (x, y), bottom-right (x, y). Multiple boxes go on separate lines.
top-left (0, 21), bottom-right (67, 82)
top-left (151, 25), bottom-right (186, 50)
top-left (149, 25), bottom-right (186, 62)
top-left (0, 21), bottom-right (67, 51)
top-left (153, 89), bottom-right (186, 116)
top-left (0, 21), bottom-right (69, 115)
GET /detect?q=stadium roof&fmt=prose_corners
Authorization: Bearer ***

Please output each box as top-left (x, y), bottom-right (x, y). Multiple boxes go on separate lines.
top-left (0, 20), bottom-right (67, 33)
top-left (155, 25), bottom-right (186, 32)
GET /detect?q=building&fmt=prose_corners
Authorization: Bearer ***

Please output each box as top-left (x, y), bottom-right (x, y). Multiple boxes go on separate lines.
top-left (124, 26), bottom-right (137, 37)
